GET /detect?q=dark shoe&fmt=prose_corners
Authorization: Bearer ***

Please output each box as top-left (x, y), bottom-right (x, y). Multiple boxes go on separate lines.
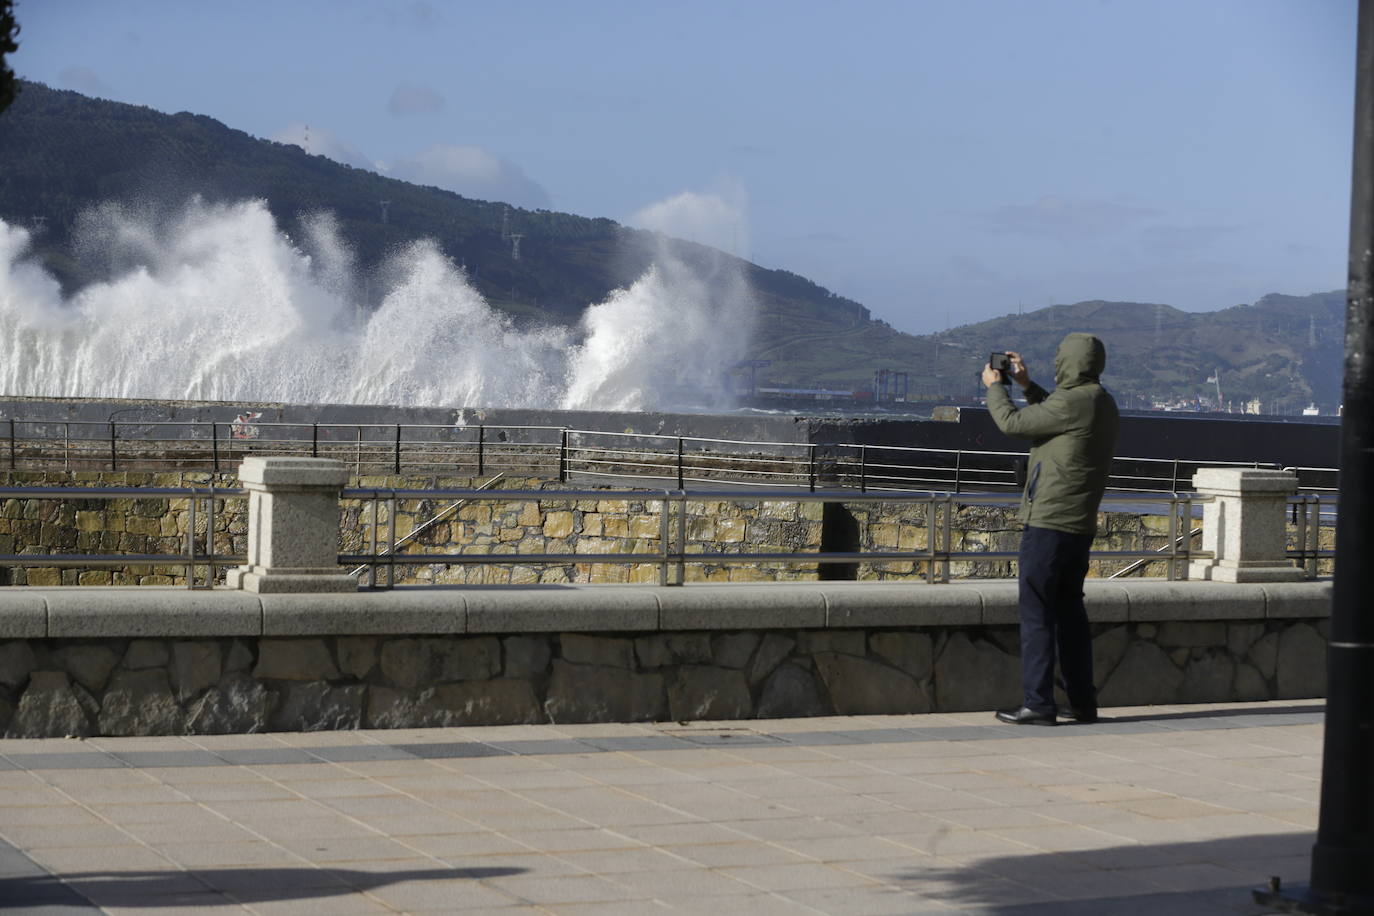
top-left (1061, 705), bottom-right (1099, 723)
top-left (995, 706), bottom-right (1057, 726)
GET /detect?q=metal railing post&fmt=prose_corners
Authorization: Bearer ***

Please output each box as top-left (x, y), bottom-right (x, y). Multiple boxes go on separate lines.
top-left (312, 424), bottom-right (319, 457)
top-left (676, 492), bottom-right (687, 585)
top-left (1166, 494), bottom-right (1179, 580)
top-left (808, 444), bottom-right (817, 492)
top-left (942, 494), bottom-right (953, 582)
top-left (859, 445), bottom-right (867, 492)
top-left (206, 486), bottom-right (217, 588)
top-left (186, 492), bottom-right (197, 588)
top-left (1310, 496), bottom-right (1322, 577)
top-left (954, 451), bottom-right (963, 493)
top-left (1180, 495), bottom-right (1192, 580)
top-left (925, 499), bottom-right (936, 584)
top-left (109, 422), bottom-right (117, 471)
top-left (676, 437), bottom-right (684, 489)
top-left (394, 425), bottom-right (402, 475)
top-left (387, 491), bottom-right (397, 588)
top-left (211, 422), bottom-right (219, 473)
top-left (559, 429), bottom-right (568, 482)
top-left (367, 492), bottom-right (379, 588)
top-left (7, 418), bottom-right (13, 470)
top-left (659, 493), bottom-right (671, 586)
top-left (477, 425), bottom-right (485, 476)
top-left (63, 422), bottom-right (69, 471)
top-left (1171, 459), bottom-right (1180, 492)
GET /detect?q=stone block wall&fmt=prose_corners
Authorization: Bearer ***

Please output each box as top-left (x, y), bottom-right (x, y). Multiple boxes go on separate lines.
top-left (0, 616), bottom-right (1329, 737)
top-left (0, 471), bottom-right (1331, 587)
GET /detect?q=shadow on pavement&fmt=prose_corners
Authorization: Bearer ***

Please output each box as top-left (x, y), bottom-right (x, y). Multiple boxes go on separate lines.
top-left (1095, 703), bottom-right (1324, 725)
top-left (0, 865), bottom-right (524, 910)
top-left (882, 831), bottom-right (1311, 915)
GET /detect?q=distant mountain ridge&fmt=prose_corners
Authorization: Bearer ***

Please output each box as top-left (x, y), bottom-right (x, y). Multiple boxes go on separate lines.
top-left (0, 80), bottom-right (1344, 411)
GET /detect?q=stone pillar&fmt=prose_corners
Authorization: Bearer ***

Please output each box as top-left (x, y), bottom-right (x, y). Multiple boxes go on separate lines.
top-left (1189, 467), bottom-right (1304, 582)
top-left (225, 457), bottom-right (356, 593)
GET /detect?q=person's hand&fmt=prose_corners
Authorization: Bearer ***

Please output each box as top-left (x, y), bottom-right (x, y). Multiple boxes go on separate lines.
top-left (981, 364), bottom-right (1002, 388)
top-left (1005, 350), bottom-right (1030, 388)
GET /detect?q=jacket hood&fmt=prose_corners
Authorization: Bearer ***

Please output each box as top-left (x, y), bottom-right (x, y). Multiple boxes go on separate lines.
top-left (1054, 333), bottom-right (1106, 388)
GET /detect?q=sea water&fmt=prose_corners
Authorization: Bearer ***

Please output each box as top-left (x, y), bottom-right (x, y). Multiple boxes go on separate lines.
top-left (0, 199), bottom-right (755, 411)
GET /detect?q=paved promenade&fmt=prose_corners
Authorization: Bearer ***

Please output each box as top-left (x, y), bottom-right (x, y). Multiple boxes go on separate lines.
top-left (0, 701), bottom-right (1322, 915)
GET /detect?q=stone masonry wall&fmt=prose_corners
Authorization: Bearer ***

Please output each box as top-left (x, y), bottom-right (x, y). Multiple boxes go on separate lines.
top-left (0, 617), bottom-right (1329, 737)
top-left (0, 471), bottom-right (1332, 586)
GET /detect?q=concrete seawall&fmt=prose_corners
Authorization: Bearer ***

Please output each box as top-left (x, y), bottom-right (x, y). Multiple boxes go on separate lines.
top-left (0, 579), bottom-right (1330, 737)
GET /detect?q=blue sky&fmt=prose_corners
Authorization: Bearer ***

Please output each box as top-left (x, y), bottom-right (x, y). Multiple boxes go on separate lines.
top-left (9, 0), bottom-right (1358, 334)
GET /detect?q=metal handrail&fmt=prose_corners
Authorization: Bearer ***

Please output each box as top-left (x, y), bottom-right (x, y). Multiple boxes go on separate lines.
top-left (0, 416), bottom-right (1308, 495)
top-left (348, 473), bottom-right (505, 577)
top-left (342, 488), bottom-right (1218, 588)
top-left (0, 482), bottom-right (1336, 589)
top-left (0, 484), bottom-right (247, 588)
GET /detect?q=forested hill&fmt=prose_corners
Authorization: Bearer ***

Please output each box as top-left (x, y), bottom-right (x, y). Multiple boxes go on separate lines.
top-left (0, 80), bottom-right (869, 334)
top-left (921, 293), bottom-right (1346, 413)
top-left (0, 81), bottom-right (1345, 410)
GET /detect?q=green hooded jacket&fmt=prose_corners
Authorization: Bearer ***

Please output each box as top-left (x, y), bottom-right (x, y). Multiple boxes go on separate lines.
top-left (985, 333), bottom-right (1120, 534)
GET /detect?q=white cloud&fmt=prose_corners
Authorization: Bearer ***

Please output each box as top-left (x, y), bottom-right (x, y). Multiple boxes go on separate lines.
top-left (386, 145), bottom-right (551, 208)
top-left (58, 67), bottom-right (116, 98)
top-left (627, 180), bottom-right (750, 259)
top-left (388, 83), bottom-right (446, 116)
top-left (270, 124), bottom-right (375, 171)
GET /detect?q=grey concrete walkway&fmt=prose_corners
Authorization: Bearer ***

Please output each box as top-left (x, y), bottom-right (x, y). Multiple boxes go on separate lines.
top-left (0, 701), bottom-right (1323, 915)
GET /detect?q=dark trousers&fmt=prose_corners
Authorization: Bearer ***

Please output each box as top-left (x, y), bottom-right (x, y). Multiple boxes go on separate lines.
top-left (1018, 525), bottom-right (1096, 714)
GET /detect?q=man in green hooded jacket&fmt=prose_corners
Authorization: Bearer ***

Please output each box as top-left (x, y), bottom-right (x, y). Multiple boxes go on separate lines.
top-left (981, 333), bottom-right (1119, 725)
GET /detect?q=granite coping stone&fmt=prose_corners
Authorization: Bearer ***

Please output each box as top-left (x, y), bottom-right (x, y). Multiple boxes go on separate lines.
top-left (819, 582), bottom-right (981, 628)
top-left (0, 592), bottom-right (47, 638)
top-left (0, 579), bottom-right (1331, 638)
top-left (657, 584), bottom-right (826, 630)
top-left (463, 585), bottom-right (661, 633)
top-left (1120, 580), bottom-right (1270, 621)
top-left (260, 591), bottom-right (467, 636)
top-left (40, 589), bottom-right (262, 638)
top-left (1260, 580), bottom-right (1334, 618)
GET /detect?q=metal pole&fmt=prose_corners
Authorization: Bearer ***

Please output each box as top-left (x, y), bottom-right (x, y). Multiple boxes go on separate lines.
top-left (859, 445), bottom-right (867, 492)
top-left (677, 437), bottom-right (684, 489)
top-left (394, 425), bottom-right (402, 475)
top-left (109, 422), bottom-right (117, 471)
top-left (371, 493), bottom-right (382, 588)
top-left (206, 487), bottom-right (216, 588)
top-left (312, 423), bottom-right (319, 458)
top-left (1165, 495), bottom-right (1178, 582)
top-left (1311, 496), bottom-right (1322, 578)
top-left (808, 444), bottom-right (816, 492)
top-left (659, 493), bottom-right (670, 586)
top-left (676, 492), bottom-right (687, 585)
top-left (7, 418), bottom-right (13, 470)
top-left (387, 491), bottom-right (397, 588)
top-left (186, 492), bottom-right (197, 588)
top-left (1257, 4), bottom-right (1374, 908)
top-left (477, 425), bottom-right (485, 476)
top-left (559, 429), bottom-right (568, 482)
top-left (211, 422), bottom-right (219, 473)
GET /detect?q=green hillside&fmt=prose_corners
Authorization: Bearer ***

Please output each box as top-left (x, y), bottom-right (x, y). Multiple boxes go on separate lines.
top-left (0, 81), bottom-right (1345, 410)
top-left (919, 293), bottom-right (1345, 412)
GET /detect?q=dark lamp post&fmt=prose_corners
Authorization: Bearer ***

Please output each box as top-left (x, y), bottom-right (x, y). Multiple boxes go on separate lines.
top-left (1255, 1), bottom-right (1374, 912)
